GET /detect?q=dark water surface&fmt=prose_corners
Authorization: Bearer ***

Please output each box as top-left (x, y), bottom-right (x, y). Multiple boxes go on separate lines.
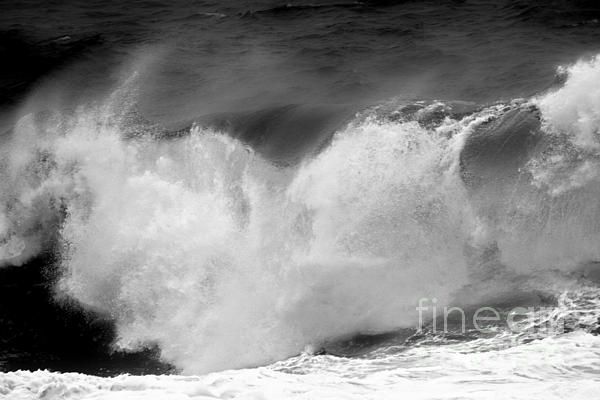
top-left (2, 1), bottom-right (600, 115)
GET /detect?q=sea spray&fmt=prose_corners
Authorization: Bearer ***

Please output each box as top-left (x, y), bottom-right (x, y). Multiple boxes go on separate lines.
top-left (2, 55), bottom-right (600, 373)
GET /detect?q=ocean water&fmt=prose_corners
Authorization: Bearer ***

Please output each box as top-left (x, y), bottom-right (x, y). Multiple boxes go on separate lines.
top-left (2, 1), bottom-right (600, 399)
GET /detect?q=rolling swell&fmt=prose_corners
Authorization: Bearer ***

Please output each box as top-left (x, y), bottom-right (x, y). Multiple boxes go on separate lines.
top-left (164, 103), bottom-right (357, 165)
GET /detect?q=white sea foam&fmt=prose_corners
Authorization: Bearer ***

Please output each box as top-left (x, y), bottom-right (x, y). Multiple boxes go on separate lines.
top-left (2, 327), bottom-right (600, 399)
top-left (4, 287), bottom-right (600, 398)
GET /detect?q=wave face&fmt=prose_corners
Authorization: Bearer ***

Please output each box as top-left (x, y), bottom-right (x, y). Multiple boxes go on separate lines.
top-left (2, 54), bottom-right (600, 377)
top-left (458, 59), bottom-right (600, 275)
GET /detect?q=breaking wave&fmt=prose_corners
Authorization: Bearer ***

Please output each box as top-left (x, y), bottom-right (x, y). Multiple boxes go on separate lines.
top-left (1, 55), bottom-right (600, 374)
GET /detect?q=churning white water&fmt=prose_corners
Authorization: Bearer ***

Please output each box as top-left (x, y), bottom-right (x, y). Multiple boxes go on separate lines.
top-left (2, 55), bottom-right (600, 399)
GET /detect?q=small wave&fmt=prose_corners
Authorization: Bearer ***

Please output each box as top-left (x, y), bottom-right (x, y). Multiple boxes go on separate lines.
top-left (240, 2), bottom-right (366, 18)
